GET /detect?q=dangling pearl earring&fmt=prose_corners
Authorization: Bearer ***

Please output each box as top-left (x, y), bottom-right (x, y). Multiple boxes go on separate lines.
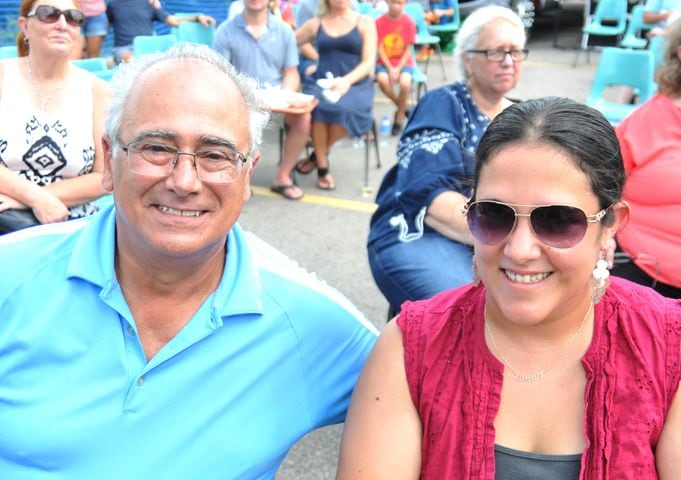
top-left (591, 250), bottom-right (610, 304)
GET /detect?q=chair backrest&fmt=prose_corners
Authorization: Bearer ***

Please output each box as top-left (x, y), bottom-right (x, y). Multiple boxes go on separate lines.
top-left (592, 0), bottom-right (628, 30)
top-left (132, 34), bottom-right (178, 56)
top-left (403, 3), bottom-right (430, 36)
top-left (72, 57), bottom-right (109, 72)
top-left (358, 2), bottom-right (373, 14)
top-left (175, 21), bottom-right (216, 46)
top-left (588, 47), bottom-right (656, 104)
top-left (625, 4), bottom-right (652, 37)
top-left (0, 45), bottom-right (18, 59)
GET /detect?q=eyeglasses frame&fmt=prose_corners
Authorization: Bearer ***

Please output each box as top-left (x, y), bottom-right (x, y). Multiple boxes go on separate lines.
top-left (26, 5), bottom-right (85, 27)
top-left (462, 199), bottom-right (609, 248)
top-left (466, 48), bottom-right (529, 62)
top-left (117, 138), bottom-right (250, 184)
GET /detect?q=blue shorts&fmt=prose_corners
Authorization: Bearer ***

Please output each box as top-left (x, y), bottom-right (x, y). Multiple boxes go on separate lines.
top-left (83, 12), bottom-right (108, 37)
top-left (375, 65), bottom-right (414, 75)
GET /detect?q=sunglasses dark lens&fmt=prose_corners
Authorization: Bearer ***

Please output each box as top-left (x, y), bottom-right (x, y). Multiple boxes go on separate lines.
top-left (467, 202), bottom-right (516, 244)
top-left (531, 206), bottom-right (587, 248)
top-left (35, 6), bottom-right (84, 26)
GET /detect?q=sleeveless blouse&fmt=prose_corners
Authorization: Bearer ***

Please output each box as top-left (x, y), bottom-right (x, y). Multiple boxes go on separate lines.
top-left (0, 58), bottom-right (98, 219)
top-left (397, 279), bottom-right (681, 479)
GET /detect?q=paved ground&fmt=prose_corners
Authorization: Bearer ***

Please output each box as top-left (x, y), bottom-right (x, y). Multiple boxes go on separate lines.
top-left (236, 6), bottom-right (601, 479)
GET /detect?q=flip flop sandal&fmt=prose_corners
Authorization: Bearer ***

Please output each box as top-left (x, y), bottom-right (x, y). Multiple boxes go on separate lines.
top-left (294, 151), bottom-right (317, 175)
top-left (270, 183), bottom-right (304, 200)
top-left (316, 168), bottom-right (336, 191)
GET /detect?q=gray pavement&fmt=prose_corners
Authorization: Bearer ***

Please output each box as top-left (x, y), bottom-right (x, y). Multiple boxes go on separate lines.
top-left (236, 7), bottom-right (601, 479)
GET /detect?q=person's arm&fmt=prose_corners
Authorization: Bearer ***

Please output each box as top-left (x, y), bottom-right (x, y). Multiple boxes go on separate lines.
top-left (331, 15), bottom-right (377, 95)
top-left (644, 9), bottom-right (672, 24)
top-left (166, 13), bottom-right (216, 28)
top-left (336, 320), bottom-right (422, 479)
top-left (295, 17), bottom-right (319, 46)
top-left (394, 41), bottom-right (412, 71)
top-left (425, 191), bottom-right (475, 244)
top-left (43, 78), bottom-right (111, 207)
top-left (656, 366), bottom-right (681, 478)
top-left (281, 66), bottom-right (301, 91)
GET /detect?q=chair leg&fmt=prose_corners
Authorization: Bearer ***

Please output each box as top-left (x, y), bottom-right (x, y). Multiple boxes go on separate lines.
top-left (278, 125), bottom-right (285, 165)
top-left (434, 42), bottom-right (446, 81)
top-left (372, 119), bottom-right (381, 169)
top-left (364, 128), bottom-right (370, 189)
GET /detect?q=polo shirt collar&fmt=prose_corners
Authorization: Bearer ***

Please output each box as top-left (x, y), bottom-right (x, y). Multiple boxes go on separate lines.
top-left (67, 203), bottom-right (264, 322)
top-left (235, 11), bottom-right (278, 32)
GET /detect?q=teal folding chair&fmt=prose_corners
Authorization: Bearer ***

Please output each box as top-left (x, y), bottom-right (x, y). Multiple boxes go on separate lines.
top-left (410, 46), bottom-right (428, 104)
top-left (620, 5), bottom-right (653, 49)
top-left (132, 34), bottom-right (178, 56)
top-left (72, 57), bottom-right (115, 81)
top-left (586, 47), bottom-right (656, 124)
top-left (427, 0), bottom-right (461, 35)
top-left (404, 2), bottom-right (447, 81)
top-left (0, 45), bottom-right (18, 59)
top-left (358, 2), bottom-right (373, 14)
top-left (174, 20), bottom-right (216, 46)
top-left (573, 0), bottom-right (628, 66)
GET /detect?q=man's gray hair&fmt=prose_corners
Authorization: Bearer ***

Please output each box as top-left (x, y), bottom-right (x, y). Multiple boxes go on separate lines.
top-left (453, 5), bottom-right (526, 81)
top-left (105, 43), bottom-right (270, 157)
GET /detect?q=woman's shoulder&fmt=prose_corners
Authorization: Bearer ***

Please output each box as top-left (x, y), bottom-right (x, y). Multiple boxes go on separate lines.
top-left (398, 283), bottom-right (483, 333)
top-left (403, 82), bottom-right (477, 135)
top-left (604, 277), bottom-right (681, 327)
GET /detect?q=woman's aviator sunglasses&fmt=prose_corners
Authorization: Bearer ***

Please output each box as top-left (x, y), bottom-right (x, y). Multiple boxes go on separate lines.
top-left (27, 5), bottom-right (85, 27)
top-left (463, 200), bottom-right (609, 249)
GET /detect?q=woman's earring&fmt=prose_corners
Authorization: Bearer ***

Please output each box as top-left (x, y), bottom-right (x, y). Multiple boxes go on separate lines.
top-left (472, 255), bottom-right (480, 286)
top-left (591, 250), bottom-right (610, 304)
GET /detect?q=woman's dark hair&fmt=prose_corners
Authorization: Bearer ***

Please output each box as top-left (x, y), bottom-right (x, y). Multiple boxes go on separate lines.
top-left (473, 97), bottom-right (625, 225)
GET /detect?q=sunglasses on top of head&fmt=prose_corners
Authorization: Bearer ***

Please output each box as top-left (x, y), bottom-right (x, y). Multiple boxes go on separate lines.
top-left (26, 5), bottom-right (85, 27)
top-left (463, 200), bottom-right (610, 249)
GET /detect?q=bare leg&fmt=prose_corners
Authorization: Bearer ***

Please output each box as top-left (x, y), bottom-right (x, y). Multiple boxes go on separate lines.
top-left (311, 121), bottom-right (347, 189)
top-left (396, 72), bottom-right (412, 124)
top-left (272, 112), bottom-right (310, 198)
top-left (376, 72), bottom-right (399, 107)
top-left (85, 35), bottom-right (105, 58)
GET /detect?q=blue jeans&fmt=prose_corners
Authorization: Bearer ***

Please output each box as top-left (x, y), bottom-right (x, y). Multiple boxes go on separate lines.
top-left (368, 233), bottom-right (473, 312)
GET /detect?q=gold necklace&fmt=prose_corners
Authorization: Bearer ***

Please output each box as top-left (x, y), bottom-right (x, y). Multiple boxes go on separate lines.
top-left (26, 57), bottom-right (70, 111)
top-left (484, 303), bottom-right (593, 383)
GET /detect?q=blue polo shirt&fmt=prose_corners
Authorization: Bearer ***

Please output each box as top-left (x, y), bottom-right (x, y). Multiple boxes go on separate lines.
top-left (0, 205), bottom-right (377, 479)
top-left (213, 13), bottom-right (299, 87)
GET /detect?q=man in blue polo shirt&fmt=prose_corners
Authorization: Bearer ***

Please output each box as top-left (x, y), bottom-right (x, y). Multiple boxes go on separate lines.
top-left (0, 44), bottom-right (377, 479)
top-left (214, 0), bottom-right (311, 200)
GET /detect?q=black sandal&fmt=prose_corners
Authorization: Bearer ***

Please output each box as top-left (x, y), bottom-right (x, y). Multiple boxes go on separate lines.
top-left (294, 151), bottom-right (317, 175)
top-left (316, 167), bottom-right (336, 190)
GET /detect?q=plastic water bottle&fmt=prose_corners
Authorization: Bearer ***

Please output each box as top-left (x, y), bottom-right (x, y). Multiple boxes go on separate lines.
top-left (379, 114), bottom-right (391, 147)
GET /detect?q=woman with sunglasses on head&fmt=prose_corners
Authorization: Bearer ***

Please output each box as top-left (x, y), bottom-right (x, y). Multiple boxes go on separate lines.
top-left (338, 97), bottom-right (681, 479)
top-left (609, 19), bottom-right (681, 299)
top-left (0, 0), bottom-right (110, 234)
top-left (367, 6), bottom-right (527, 315)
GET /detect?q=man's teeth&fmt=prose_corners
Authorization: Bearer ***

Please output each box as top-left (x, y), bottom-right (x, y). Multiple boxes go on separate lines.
top-left (505, 270), bottom-right (550, 284)
top-left (158, 206), bottom-right (202, 217)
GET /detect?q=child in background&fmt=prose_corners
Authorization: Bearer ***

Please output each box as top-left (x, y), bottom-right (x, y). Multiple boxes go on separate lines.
top-left (375, 0), bottom-right (416, 135)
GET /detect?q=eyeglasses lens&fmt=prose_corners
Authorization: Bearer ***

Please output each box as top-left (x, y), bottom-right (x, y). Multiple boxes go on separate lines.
top-left (467, 202), bottom-right (589, 248)
top-left (531, 205), bottom-right (587, 248)
top-left (467, 201), bottom-right (516, 245)
top-left (34, 5), bottom-right (85, 27)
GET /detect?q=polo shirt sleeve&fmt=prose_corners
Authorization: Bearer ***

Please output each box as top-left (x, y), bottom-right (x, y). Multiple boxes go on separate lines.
top-left (292, 297), bottom-right (377, 428)
top-left (283, 25), bottom-right (299, 68)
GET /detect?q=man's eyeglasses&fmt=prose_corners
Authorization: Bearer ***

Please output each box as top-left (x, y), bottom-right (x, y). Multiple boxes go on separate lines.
top-left (119, 140), bottom-right (250, 184)
top-left (466, 48), bottom-right (529, 62)
top-left (26, 5), bottom-right (85, 27)
top-left (463, 200), bottom-right (609, 248)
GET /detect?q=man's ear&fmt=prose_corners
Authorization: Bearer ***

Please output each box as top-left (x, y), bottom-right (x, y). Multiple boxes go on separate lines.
top-left (101, 136), bottom-right (115, 193)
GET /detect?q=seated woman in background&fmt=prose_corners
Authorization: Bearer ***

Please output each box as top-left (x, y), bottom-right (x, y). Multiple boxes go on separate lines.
top-left (0, 0), bottom-right (110, 234)
top-left (367, 6), bottom-right (527, 313)
top-left (338, 97), bottom-right (681, 479)
top-left (294, 0), bottom-right (376, 190)
top-left (610, 18), bottom-right (681, 299)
